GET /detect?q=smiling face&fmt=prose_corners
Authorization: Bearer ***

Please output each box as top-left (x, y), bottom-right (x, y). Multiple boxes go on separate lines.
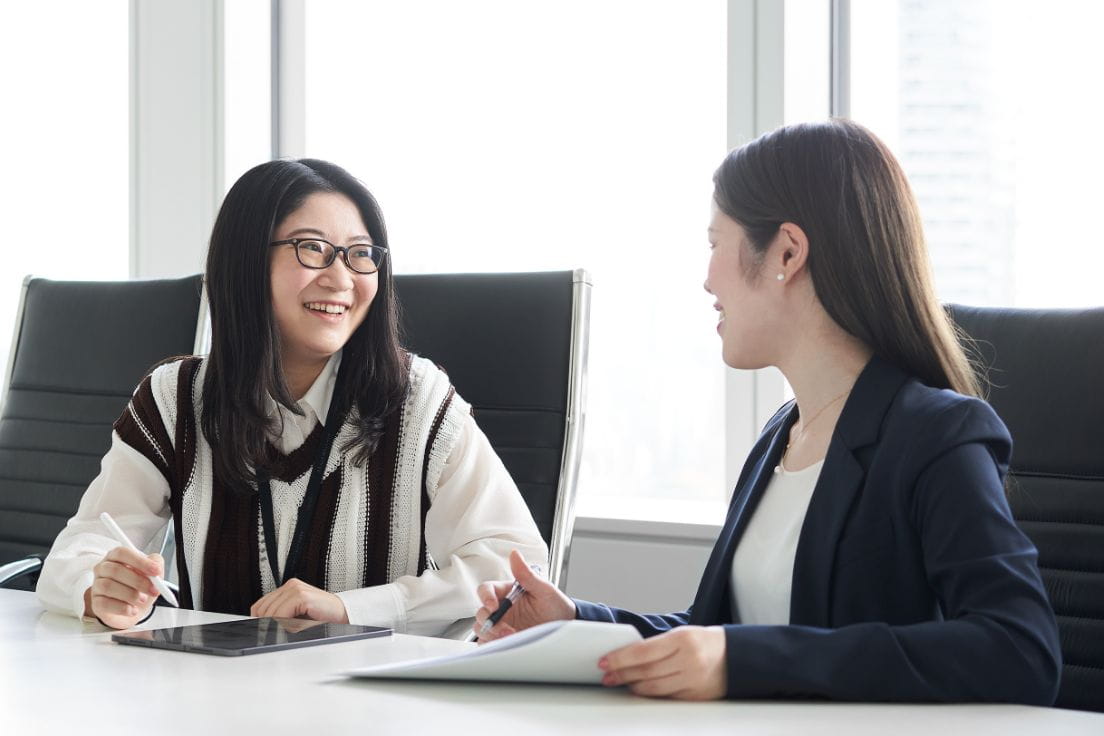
top-left (704, 205), bottom-right (782, 370)
top-left (269, 191), bottom-right (379, 377)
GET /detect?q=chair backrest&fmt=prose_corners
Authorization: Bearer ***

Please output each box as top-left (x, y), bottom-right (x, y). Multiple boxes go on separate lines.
top-left (394, 270), bottom-right (591, 587)
top-left (0, 275), bottom-right (206, 587)
top-left (948, 304), bottom-right (1104, 713)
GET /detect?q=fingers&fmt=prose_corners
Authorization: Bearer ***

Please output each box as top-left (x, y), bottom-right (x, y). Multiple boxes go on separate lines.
top-left (93, 559), bottom-right (157, 597)
top-left (602, 652), bottom-right (680, 687)
top-left (104, 546), bottom-right (161, 578)
top-left (250, 587), bottom-right (284, 618)
top-left (508, 549), bottom-right (542, 588)
top-left (473, 620), bottom-right (517, 643)
top-left (250, 579), bottom-right (347, 622)
top-left (88, 547), bottom-right (164, 629)
top-left (92, 575), bottom-right (153, 608)
top-left (600, 628), bottom-right (728, 701)
top-left (147, 552), bottom-right (165, 578)
top-left (601, 636), bottom-right (677, 673)
top-left (475, 580), bottom-right (520, 617)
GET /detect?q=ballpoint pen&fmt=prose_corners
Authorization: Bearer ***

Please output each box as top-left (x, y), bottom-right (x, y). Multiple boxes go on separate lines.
top-left (99, 512), bottom-right (179, 608)
top-left (466, 564), bottom-right (540, 643)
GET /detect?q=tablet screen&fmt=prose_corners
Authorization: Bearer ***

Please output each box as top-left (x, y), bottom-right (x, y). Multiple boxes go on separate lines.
top-left (112, 617), bottom-right (391, 656)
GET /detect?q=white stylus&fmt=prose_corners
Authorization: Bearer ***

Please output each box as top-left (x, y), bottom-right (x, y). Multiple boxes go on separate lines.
top-left (99, 512), bottom-right (179, 608)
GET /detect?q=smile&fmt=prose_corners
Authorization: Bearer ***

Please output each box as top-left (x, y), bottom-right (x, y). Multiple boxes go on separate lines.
top-left (304, 301), bottom-right (349, 315)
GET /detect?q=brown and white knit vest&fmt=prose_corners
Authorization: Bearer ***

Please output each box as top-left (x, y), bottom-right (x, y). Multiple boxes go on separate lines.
top-left (113, 354), bottom-right (469, 615)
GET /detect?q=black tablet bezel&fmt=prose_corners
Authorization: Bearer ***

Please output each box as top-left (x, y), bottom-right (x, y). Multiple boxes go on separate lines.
top-left (111, 616), bottom-right (391, 656)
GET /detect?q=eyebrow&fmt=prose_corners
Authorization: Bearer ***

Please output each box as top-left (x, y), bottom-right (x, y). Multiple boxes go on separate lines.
top-left (285, 227), bottom-right (373, 243)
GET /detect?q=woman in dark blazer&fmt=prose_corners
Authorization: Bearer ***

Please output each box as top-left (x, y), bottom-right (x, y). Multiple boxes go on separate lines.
top-left (473, 119), bottom-right (1061, 704)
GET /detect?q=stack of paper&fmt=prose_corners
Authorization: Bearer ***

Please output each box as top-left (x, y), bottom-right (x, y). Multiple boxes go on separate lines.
top-left (345, 619), bottom-right (642, 685)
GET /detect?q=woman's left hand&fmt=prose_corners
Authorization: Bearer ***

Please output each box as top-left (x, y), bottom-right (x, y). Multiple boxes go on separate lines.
top-left (599, 625), bottom-right (727, 700)
top-left (249, 578), bottom-right (349, 623)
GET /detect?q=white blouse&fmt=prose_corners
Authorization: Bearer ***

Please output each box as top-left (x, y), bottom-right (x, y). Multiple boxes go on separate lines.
top-left (730, 459), bottom-right (824, 625)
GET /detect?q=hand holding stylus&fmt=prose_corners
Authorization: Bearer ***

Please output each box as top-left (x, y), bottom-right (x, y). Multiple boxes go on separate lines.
top-left (85, 512), bottom-right (177, 629)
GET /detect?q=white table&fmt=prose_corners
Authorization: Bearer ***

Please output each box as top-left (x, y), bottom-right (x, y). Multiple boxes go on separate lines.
top-left (1, 590), bottom-right (1100, 735)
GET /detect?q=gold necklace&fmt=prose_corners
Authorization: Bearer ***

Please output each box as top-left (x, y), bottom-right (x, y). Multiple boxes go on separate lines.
top-left (774, 389), bottom-right (849, 474)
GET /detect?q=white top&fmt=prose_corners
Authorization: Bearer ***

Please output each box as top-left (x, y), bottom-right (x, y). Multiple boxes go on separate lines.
top-left (36, 353), bottom-right (547, 637)
top-left (730, 459), bottom-right (823, 625)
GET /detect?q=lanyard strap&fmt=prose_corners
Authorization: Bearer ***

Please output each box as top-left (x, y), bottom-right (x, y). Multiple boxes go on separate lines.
top-left (257, 363), bottom-right (349, 587)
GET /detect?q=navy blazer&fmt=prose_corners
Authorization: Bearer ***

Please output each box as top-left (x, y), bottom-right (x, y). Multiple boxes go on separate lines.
top-left (576, 357), bottom-right (1061, 704)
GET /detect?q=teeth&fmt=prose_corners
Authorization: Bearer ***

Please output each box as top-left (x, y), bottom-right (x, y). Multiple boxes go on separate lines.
top-left (306, 302), bottom-right (347, 314)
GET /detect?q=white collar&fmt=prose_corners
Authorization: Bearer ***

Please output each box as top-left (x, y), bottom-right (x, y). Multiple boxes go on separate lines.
top-left (300, 351), bottom-right (341, 425)
top-left (268, 351), bottom-right (342, 426)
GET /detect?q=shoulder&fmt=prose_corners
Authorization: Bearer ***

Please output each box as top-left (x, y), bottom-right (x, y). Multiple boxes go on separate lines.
top-left (405, 354), bottom-right (472, 416)
top-left (885, 379), bottom-right (1011, 473)
top-left (138, 356), bottom-right (206, 425)
top-left (145, 355), bottom-right (204, 391)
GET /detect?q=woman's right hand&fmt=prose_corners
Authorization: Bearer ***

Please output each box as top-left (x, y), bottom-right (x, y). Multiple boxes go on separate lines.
top-left (473, 549), bottom-right (576, 641)
top-left (84, 547), bottom-right (164, 630)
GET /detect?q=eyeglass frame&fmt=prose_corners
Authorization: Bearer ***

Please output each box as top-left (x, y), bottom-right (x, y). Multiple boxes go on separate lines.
top-left (269, 238), bottom-right (389, 275)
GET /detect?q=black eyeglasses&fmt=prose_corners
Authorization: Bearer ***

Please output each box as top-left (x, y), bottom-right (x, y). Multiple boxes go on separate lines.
top-left (270, 238), bottom-right (388, 275)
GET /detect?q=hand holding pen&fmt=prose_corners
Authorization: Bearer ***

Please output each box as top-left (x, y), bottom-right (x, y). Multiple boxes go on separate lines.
top-left (470, 550), bottom-right (577, 642)
top-left (86, 512), bottom-right (177, 629)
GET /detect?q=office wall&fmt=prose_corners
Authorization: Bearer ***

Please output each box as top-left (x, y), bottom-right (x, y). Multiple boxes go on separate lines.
top-left (564, 518), bottom-right (719, 611)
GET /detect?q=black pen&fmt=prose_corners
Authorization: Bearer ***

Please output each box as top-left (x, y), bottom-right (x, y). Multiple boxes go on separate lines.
top-left (467, 565), bottom-right (539, 642)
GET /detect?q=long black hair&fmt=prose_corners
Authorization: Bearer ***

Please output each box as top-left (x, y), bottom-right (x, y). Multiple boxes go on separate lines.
top-left (201, 158), bottom-right (407, 493)
top-left (713, 119), bottom-right (981, 397)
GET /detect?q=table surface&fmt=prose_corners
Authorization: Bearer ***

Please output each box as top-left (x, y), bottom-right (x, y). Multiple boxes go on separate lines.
top-left (1, 590), bottom-right (1101, 735)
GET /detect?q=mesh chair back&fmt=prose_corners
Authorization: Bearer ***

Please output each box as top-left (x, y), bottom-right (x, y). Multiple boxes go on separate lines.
top-left (0, 275), bottom-right (204, 588)
top-left (394, 271), bottom-right (589, 586)
top-left (949, 304), bottom-right (1104, 712)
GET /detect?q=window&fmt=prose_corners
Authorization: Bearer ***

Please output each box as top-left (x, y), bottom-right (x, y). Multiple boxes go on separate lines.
top-left (300, 1), bottom-right (728, 516)
top-left (0, 2), bottom-right (129, 392)
top-left (850, 0), bottom-right (1104, 307)
top-left (224, 0), bottom-right (272, 190)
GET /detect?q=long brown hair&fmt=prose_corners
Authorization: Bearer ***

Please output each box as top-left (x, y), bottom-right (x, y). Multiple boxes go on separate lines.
top-left (202, 159), bottom-right (408, 493)
top-left (713, 119), bottom-right (980, 397)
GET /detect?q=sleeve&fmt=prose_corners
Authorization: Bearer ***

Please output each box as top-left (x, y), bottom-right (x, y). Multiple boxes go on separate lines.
top-left (720, 402), bottom-right (1061, 704)
top-left (35, 373), bottom-right (175, 620)
top-left (335, 415), bottom-right (548, 637)
top-left (35, 433), bottom-right (173, 620)
top-left (574, 599), bottom-right (692, 636)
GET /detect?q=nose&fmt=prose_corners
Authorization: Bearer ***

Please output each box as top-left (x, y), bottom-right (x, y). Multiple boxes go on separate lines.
top-left (317, 257), bottom-right (357, 291)
top-left (703, 279), bottom-right (713, 295)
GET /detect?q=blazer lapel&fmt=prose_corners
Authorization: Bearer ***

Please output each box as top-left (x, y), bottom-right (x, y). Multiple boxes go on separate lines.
top-left (690, 404), bottom-right (797, 625)
top-left (789, 357), bottom-right (910, 627)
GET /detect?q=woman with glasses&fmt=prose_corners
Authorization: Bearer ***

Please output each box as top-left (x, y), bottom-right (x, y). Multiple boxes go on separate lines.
top-left (473, 120), bottom-right (1061, 704)
top-left (37, 159), bottom-right (547, 634)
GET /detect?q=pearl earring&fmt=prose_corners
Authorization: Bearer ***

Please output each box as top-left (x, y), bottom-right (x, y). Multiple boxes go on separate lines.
top-left (776, 273), bottom-right (785, 281)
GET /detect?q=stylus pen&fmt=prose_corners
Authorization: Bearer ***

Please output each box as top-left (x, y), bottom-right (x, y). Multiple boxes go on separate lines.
top-left (99, 512), bottom-right (179, 608)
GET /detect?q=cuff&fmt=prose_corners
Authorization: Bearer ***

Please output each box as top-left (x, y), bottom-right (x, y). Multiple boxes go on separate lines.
top-left (335, 584), bottom-right (405, 631)
top-left (573, 598), bottom-right (616, 623)
top-left (73, 570), bottom-right (95, 620)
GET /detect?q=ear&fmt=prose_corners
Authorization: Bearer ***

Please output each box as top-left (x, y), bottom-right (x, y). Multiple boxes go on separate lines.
top-left (773, 222), bottom-right (809, 281)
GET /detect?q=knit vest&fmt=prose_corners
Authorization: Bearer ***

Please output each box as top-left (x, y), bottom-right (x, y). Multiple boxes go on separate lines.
top-left (113, 354), bottom-right (469, 614)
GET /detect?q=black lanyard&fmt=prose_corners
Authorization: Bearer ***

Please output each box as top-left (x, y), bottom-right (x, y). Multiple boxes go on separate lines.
top-left (256, 364), bottom-right (349, 587)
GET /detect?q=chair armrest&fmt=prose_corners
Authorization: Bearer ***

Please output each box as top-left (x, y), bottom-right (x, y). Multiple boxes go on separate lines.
top-left (0, 555), bottom-right (43, 588)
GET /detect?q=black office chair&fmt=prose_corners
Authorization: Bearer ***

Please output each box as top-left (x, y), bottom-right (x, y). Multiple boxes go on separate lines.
top-left (949, 304), bottom-right (1104, 713)
top-left (394, 270), bottom-right (591, 588)
top-left (0, 275), bottom-right (207, 590)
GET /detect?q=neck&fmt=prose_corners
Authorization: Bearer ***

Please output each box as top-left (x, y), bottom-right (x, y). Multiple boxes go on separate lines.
top-left (282, 354), bottom-right (329, 401)
top-left (777, 313), bottom-right (873, 432)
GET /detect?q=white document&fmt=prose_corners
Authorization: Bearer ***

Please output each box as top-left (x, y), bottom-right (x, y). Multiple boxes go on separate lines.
top-left (345, 619), bottom-right (642, 685)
